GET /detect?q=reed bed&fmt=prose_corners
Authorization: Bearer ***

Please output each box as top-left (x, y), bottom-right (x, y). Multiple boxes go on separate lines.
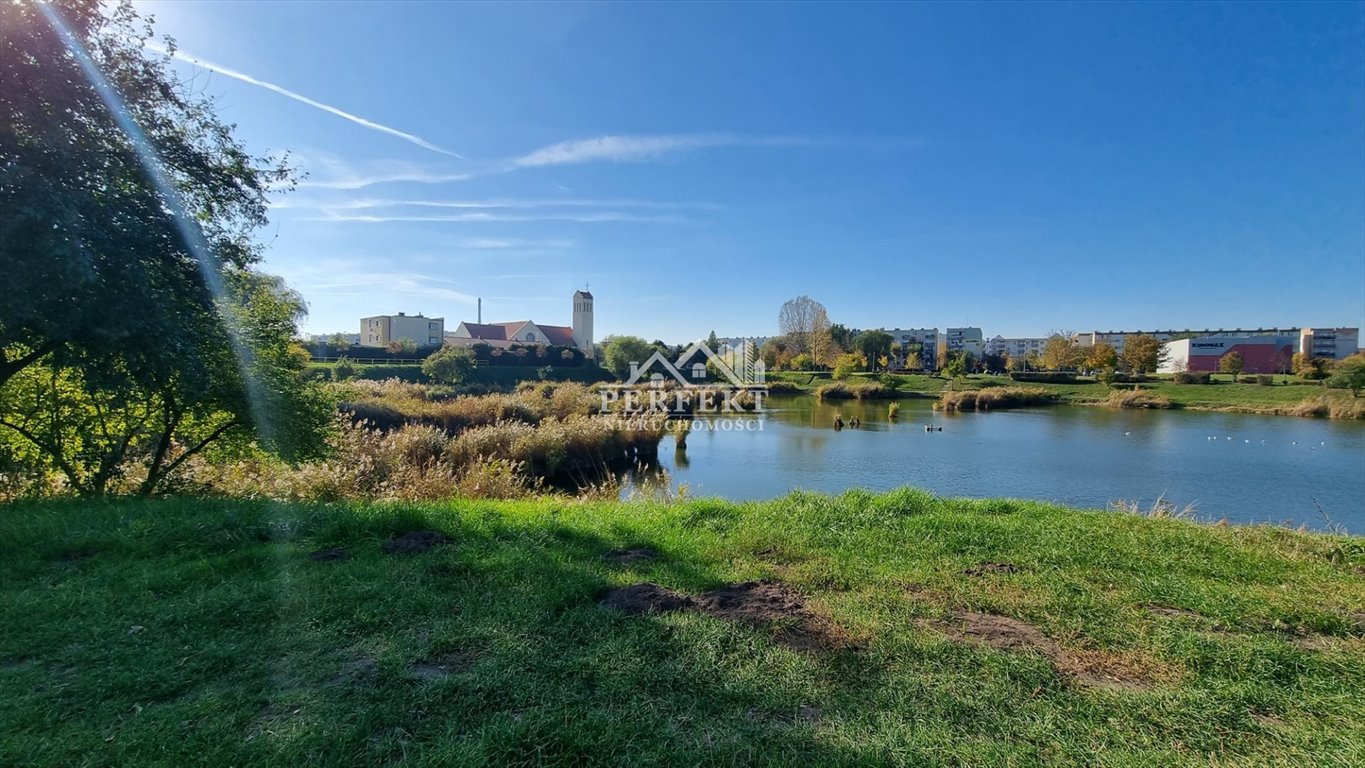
top-left (938, 386), bottom-right (1059, 411)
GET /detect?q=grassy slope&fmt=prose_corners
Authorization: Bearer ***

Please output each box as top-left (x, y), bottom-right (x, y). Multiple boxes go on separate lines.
top-left (2, 492), bottom-right (1364, 767)
top-left (770, 371), bottom-right (1359, 414)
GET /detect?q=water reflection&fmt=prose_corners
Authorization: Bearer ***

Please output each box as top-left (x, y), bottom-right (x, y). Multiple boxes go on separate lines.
top-left (625, 396), bottom-right (1365, 533)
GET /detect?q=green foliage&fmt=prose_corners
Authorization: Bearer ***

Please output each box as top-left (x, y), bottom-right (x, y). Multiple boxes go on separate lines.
top-left (788, 353), bottom-right (815, 371)
top-left (831, 352), bottom-right (865, 380)
top-left (420, 346), bottom-right (476, 385)
top-left (1219, 351), bottom-right (1245, 381)
top-left (1327, 355), bottom-right (1365, 396)
top-left (1173, 371), bottom-right (1212, 385)
top-left (853, 330), bottom-right (893, 372)
top-left (1120, 334), bottom-right (1165, 374)
top-left (332, 356), bottom-right (356, 381)
top-left (602, 335), bottom-right (655, 380)
top-left (942, 352), bottom-right (968, 379)
top-left (0, 2), bottom-right (328, 495)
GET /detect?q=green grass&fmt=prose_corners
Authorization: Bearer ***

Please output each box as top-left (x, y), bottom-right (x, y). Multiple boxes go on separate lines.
top-left (3, 491), bottom-right (1364, 766)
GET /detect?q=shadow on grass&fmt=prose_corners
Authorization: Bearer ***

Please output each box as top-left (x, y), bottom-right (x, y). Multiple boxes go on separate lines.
top-left (0, 497), bottom-right (875, 766)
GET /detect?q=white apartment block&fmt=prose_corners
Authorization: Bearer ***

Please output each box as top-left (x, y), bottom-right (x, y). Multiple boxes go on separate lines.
top-left (884, 328), bottom-right (939, 369)
top-left (986, 336), bottom-right (1048, 359)
top-left (359, 313), bottom-right (445, 348)
top-left (941, 327), bottom-right (984, 357)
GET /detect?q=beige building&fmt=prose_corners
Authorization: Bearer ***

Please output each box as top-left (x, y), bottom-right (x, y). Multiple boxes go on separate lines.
top-left (359, 313), bottom-right (445, 348)
top-left (1299, 327), bottom-right (1360, 360)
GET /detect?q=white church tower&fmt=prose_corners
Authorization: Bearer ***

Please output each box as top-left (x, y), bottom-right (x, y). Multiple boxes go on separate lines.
top-left (572, 288), bottom-right (594, 358)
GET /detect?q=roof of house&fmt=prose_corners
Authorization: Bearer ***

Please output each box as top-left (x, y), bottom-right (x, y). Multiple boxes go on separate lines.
top-left (458, 320), bottom-right (576, 346)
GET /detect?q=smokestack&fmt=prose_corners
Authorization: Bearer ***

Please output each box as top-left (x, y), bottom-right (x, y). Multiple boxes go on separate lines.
top-left (477, 298), bottom-right (482, 324)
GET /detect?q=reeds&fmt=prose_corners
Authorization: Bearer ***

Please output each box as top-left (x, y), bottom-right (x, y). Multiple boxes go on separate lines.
top-left (938, 387), bottom-right (1059, 411)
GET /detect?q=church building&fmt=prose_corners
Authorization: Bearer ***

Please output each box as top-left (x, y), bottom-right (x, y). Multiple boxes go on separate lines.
top-left (445, 289), bottom-right (595, 358)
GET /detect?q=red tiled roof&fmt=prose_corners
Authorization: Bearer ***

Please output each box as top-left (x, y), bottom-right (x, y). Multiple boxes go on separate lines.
top-left (536, 325), bottom-right (576, 346)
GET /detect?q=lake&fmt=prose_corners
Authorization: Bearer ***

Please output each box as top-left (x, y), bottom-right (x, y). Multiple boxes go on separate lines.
top-left (629, 396), bottom-right (1365, 533)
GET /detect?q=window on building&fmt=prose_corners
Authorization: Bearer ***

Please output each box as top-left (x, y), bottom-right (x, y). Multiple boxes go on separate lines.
top-left (526, 332), bottom-right (536, 342)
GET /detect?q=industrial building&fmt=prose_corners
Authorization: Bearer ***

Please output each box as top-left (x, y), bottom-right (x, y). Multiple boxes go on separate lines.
top-left (1158, 333), bottom-right (1299, 374)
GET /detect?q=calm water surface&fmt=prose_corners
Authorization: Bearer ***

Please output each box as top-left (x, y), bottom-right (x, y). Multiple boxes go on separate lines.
top-left (631, 397), bottom-right (1365, 533)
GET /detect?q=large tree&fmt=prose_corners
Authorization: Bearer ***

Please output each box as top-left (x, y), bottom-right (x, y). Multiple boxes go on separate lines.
top-left (777, 295), bottom-right (827, 354)
top-left (1120, 334), bottom-right (1165, 374)
top-left (601, 336), bottom-right (655, 380)
top-left (1041, 334), bottom-right (1084, 371)
top-left (854, 330), bottom-right (894, 373)
top-left (0, 0), bottom-right (326, 494)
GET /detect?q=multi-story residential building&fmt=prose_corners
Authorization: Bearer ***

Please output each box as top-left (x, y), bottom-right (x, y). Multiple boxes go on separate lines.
top-left (1159, 333), bottom-right (1299, 375)
top-left (941, 327), bottom-right (984, 357)
top-left (986, 336), bottom-right (1048, 360)
top-left (1299, 328), bottom-right (1360, 360)
top-left (884, 328), bottom-right (938, 369)
top-left (359, 313), bottom-right (445, 348)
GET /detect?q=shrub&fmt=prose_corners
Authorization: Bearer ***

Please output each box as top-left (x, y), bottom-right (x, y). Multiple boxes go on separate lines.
top-left (1255, 375), bottom-right (1274, 386)
top-left (1008, 371), bottom-right (1077, 383)
top-left (1101, 389), bottom-right (1173, 409)
top-left (1172, 371), bottom-right (1211, 385)
top-left (764, 380), bottom-right (802, 395)
top-left (938, 387), bottom-right (1058, 411)
top-left (333, 356), bottom-right (356, 381)
top-left (421, 346), bottom-right (476, 385)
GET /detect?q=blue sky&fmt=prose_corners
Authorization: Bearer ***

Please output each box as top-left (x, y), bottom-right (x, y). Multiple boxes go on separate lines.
top-left (138, 0), bottom-right (1365, 342)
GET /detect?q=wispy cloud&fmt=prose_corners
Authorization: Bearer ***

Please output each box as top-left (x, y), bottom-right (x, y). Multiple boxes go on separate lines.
top-left (296, 171), bottom-right (476, 189)
top-left (148, 44), bottom-right (462, 159)
top-left (512, 133), bottom-right (811, 168)
top-left (458, 238), bottom-right (575, 249)
top-left (277, 260), bottom-right (478, 303)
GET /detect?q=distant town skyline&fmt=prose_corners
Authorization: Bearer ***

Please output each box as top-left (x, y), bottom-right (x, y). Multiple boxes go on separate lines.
top-left (141, 1), bottom-right (1365, 341)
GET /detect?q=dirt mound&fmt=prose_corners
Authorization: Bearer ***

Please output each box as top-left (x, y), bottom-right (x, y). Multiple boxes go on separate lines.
top-left (945, 611), bottom-right (1059, 654)
top-left (961, 562), bottom-right (1020, 576)
top-left (599, 583), bottom-right (695, 615)
top-left (310, 547), bottom-right (350, 562)
top-left (602, 546), bottom-right (659, 566)
top-left (941, 611), bottom-right (1157, 691)
top-left (697, 580), bottom-right (850, 652)
top-left (381, 531), bottom-right (447, 555)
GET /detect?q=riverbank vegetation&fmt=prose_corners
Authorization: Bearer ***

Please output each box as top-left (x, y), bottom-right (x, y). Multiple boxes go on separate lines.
top-left (3, 489), bottom-right (1362, 766)
top-left (938, 386), bottom-right (1060, 411)
top-left (772, 371), bottom-right (1365, 419)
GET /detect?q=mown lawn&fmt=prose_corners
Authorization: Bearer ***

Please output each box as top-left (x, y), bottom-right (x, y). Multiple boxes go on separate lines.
top-left (2, 491), bottom-right (1363, 766)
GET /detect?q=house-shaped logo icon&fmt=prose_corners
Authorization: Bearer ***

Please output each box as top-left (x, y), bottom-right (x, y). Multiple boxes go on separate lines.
top-left (623, 340), bottom-right (766, 388)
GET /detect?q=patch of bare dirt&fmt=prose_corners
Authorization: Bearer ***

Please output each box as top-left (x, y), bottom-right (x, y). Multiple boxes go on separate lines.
top-left (1252, 711), bottom-right (1287, 728)
top-left (599, 583), bottom-right (695, 615)
top-left (310, 547), bottom-right (350, 562)
top-left (381, 531), bottom-right (447, 555)
top-left (697, 580), bottom-right (851, 652)
top-left (961, 562), bottom-right (1021, 577)
top-left (602, 547), bottom-right (659, 566)
top-left (326, 656), bottom-right (378, 687)
top-left (407, 652), bottom-right (474, 681)
top-left (1146, 605), bottom-right (1204, 620)
top-left (939, 611), bottom-right (1159, 691)
top-left (747, 704), bottom-right (823, 725)
top-left (1286, 633), bottom-right (1335, 651)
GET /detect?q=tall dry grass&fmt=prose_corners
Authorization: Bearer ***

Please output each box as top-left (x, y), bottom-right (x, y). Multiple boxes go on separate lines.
top-left (1100, 389), bottom-right (1174, 410)
top-left (938, 387), bottom-right (1059, 411)
top-left (1290, 394), bottom-right (1365, 420)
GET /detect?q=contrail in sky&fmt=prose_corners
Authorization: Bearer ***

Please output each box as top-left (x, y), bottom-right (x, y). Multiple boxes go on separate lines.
top-left (147, 44), bottom-right (462, 159)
